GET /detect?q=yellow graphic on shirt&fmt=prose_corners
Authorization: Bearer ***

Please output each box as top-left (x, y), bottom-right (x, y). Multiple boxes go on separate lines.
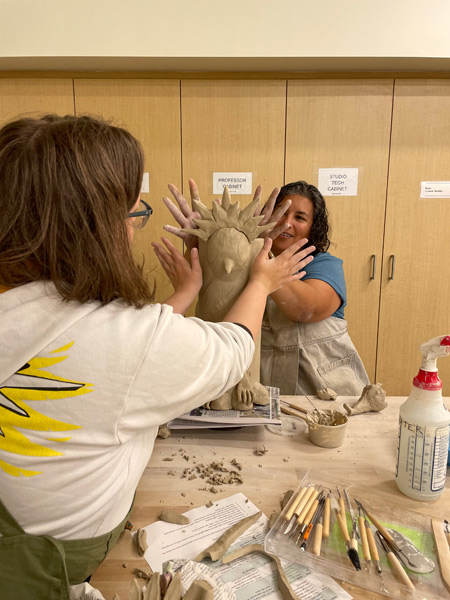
top-left (0, 342), bottom-right (93, 477)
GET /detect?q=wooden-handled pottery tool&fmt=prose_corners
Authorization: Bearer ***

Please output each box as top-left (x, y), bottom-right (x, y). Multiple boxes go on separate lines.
top-left (284, 486), bottom-right (315, 535)
top-left (355, 499), bottom-right (419, 570)
top-left (301, 496), bottom-right (325, 551)
top-left (336, 512), bottom-right (361, 570)
top-left (376, 531), bottom-right (415, 591)
top-left (322, 490), bottom-right (331, 538)
top-left (431, 517), bottom-right (450, 591)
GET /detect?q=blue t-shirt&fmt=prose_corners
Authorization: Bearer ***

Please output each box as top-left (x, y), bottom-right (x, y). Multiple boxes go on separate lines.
top-left (302, 252), bottom-right (347, 319)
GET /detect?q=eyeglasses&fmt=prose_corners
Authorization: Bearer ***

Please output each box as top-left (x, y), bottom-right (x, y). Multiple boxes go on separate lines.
top-left (127, 199), bottom-right (153, 229)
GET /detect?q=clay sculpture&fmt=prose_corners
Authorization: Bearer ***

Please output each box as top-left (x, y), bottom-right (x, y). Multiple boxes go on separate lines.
top-left (343, 383), bottom-right (387, 416)
top-left (185, 187), bottom-right (273, 410)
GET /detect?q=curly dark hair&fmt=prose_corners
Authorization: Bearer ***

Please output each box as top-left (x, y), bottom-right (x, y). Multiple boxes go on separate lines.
top-left (275, 181), bottom-right (331, 253)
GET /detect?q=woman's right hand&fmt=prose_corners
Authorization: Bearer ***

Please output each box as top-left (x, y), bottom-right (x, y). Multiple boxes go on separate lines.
top-left (249, 237), bottom-right (315, 295)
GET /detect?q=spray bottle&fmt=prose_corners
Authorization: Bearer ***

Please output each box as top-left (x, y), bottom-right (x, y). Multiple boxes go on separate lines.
top-left (395, 334), bottom-right (450, 501)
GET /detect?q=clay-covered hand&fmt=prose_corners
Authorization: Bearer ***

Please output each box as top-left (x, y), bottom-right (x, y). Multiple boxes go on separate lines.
top-left (162, 178), bottom-right (202, 250)
top-left (152, 237), bottom-right (202, 297)
top-left (250, 238), bottom-right (315, 295)
top-left (252, 185), bottom-right (292, 240)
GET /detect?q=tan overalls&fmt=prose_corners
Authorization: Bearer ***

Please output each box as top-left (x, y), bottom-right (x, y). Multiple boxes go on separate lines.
top-left (261, 297), bottom-right (370, 396)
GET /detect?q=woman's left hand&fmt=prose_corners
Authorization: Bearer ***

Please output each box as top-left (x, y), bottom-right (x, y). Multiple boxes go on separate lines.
top-left (152, 237), bottom-right (202, 298)
top-left (252, 185), bottom-right (291, 240)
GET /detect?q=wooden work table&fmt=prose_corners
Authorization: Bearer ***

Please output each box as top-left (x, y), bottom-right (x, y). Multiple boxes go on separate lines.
top-left (91, 396), bottom-right (450, 600)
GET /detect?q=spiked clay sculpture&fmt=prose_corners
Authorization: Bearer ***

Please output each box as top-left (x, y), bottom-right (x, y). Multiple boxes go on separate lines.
top-left (185, 187), bottom-right (273, 410)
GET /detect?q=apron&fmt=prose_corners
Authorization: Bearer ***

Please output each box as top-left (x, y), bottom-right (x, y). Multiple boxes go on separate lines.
top-left (261, 297), bottom-right (370, 396)
top-left (0, 497), bottom-right (132, 600)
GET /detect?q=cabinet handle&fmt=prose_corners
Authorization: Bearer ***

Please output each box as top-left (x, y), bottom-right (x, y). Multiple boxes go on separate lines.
top-left (389, 254), bottom-right (396, 280)
top-left (370, 255), bottom-right (376, 280)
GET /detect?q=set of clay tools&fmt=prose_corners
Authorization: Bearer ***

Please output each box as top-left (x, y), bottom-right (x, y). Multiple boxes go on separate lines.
top-left (278, 484), bottom-right (436, 593)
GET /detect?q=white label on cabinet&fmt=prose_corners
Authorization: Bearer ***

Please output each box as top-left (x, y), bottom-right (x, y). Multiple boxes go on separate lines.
top-left (213, 172), bottom-right (252, 195)
top-left (141, 173), bottom-right (149, 194)
top-left (318, 168), bottom-right (359, 197)
top-left (420, 181), bottom-right (450, 198)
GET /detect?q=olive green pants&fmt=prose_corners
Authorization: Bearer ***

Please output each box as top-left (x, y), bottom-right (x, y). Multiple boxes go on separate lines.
top-left (0, 497), bottom-right (132, 600)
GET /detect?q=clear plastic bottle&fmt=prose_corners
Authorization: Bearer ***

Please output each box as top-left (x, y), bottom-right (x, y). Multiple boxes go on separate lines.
top-left (395, 335), bottom-right (450, 501)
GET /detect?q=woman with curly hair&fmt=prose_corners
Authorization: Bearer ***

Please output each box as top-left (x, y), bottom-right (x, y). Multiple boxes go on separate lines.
top-left (260, 180), bottom-right (369, 396)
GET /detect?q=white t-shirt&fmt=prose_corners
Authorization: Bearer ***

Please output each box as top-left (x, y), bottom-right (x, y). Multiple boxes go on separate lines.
top-left (0, 282), bottom-right (254, 539)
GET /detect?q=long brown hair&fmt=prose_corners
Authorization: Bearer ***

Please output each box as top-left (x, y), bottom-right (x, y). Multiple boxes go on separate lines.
top-left (0, 114), bottom-right (154, 306)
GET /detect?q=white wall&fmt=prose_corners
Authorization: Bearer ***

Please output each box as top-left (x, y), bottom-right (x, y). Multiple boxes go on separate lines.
top-left (1, 0), bottom-right (450, 71)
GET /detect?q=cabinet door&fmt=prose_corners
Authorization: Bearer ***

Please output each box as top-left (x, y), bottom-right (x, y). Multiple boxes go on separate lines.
top-left (181, 80), bottom-right (287, 203)
top-left (74, 80), bottom-right (182, 303)
top-left (0, 79), bottom-right (74, 123)
top-left (377, 80), bottom-right (450, 395)
top-left (285, 80), bottom-right (394, 383)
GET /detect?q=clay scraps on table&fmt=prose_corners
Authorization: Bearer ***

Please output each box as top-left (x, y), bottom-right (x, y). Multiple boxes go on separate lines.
top-left (182, 460), bottom-right (243, 486)
top-left (194, 510), bottom-right (262, 561)
top-left (221, 543), bottom-right (298, 600)
top-left (136, 528), bottom-right (148, 556)
top-left (159, 510), bottom-right (190, 525)
top-left (316, 387), bottom-right (337, 401)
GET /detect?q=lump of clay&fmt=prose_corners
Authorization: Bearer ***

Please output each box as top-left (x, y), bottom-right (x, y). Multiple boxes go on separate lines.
top-left (194, 511), bottom-right (261, 561)
top-left (159, 510), bottom-right (190, 525)
top-left (316, 388), bottom-right (337, 401)
top-left (343, 383), bottom-right (387, 416)
top-left (158, 423), bottom-right (171, 439)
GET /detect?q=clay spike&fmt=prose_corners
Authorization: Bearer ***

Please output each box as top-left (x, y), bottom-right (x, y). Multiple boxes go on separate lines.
top-left (221, 186), bottom-right (232, 210)
top-left (192, 198), bottom-right (212, 220)
top-left (184, 225), bottom-right (210, 242)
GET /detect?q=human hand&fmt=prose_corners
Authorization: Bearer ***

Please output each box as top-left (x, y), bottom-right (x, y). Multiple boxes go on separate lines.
top-left (249, 237), bottom-right (315, 295)
top-left (252, 185), bottom-right (292, 240)
top-left (162, 179), bottom-right (201, 250)
top-left (152, 237), bottom-right (202, 298)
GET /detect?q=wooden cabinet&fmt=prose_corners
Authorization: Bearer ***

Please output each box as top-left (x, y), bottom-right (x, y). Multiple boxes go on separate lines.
top-left (3, 76), bottom-right (450, 394)
top-left (73, 79), bottom-right (182, 303)
top-left (0, 79), bottom-right (74, 123)
top-left (285, 80), bottom-right (394, 384)
top-left (376, 80), bottom-right (450, 395)
top-left (181, 80), bottom-right (287, 203)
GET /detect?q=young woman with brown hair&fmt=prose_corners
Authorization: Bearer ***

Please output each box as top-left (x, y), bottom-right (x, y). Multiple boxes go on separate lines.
top-left (0, 114), bottom-right (313, 597)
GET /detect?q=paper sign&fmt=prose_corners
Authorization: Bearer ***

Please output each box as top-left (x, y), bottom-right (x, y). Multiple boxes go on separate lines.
top-left (420, 181), bottom-right (450, 198)
top-left (140, 172), bottom-right (149, 194)
top-left (213, 172), bottom-right (252, 195)
top-left (318, 168), bottom-right (359, 196)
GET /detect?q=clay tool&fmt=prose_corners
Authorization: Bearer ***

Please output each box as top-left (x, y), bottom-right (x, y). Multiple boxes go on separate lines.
top-left (444, 519), bottom-right (450, 547)
top-left (376, 531), bottom-right (415, 591)
top-left (336, 512), bottom-right (361, 571)
top-left (300, 496), bottom-right (325, 551)
top-left (355, 499), bottom-right (418, 569)
top-left (280, 405), bottom-right (308, 422)
top-left (290, 487), bottom-right (321, 539)
top-left (365, 519), bottom-right (382, 574)
top-left (322, 490), bottom-right (331, 539)
top-left (280, 400), bottom-right (309, 414)
top-left (284, 486), bottom-right (315, 535)
top-left (431, 517), bottom-right (450, 591)
top-left (297, 382), bottom-right (325, 416)
top-left (358, 505), bottom-right (371, 571)
top-left (385, 528), bottom-right (435, 573)
top-left (311, 507), bottom-right (325, 556)
top-left (343, 489), bottom-right (359, 544)
top-left (284, 485), bottom-right (308, 533)
top-left (336, 488), bottom-right (348, 538)
top-left (298, 491), bottom-right (324, 539)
